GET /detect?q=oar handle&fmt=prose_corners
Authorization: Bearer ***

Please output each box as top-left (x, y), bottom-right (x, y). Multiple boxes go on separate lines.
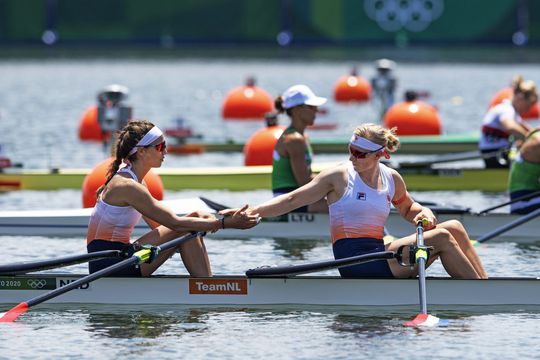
top-left (416, 218), bottom-right (429, 230)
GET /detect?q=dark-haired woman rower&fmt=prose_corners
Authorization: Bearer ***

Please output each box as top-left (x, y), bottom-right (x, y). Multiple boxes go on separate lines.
top-left (86, 119), bottom-right (260, 277)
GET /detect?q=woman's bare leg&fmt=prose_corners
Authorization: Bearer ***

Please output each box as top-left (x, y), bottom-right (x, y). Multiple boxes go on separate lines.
top-left (178, 234), bottom-right (212, 277)
top-left (437, 220), bottom-right (488, 279)
top-left (386, 228), bottom-right (481, 279)
top-left (134, 226), bottom-right (212, 277)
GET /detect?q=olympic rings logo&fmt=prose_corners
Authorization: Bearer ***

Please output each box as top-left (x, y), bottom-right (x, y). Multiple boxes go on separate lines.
top-left (27, 279), bottom-right (47, 289)
top-left (364, 0), bottom-right (444, 32)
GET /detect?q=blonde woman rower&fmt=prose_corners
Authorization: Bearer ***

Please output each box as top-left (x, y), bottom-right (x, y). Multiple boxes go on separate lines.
top-left (225, 124), bottom-right (487, 279)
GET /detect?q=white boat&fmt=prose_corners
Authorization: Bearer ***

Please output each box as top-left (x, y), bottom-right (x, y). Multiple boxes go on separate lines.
top-left (1, 274), bottom-right (539, 307)
top-left (0, 197), bottom-right (537, 242)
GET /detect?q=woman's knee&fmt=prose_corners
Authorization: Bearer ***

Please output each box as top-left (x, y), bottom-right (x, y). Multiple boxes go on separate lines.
top-left (428, 228), bottom-right (459, 251)
top-left (439, 219), bottom-right (465, 233)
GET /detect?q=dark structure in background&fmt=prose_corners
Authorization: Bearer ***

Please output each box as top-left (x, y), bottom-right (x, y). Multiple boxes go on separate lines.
top-left (0, 0), bottom-right (538, 47)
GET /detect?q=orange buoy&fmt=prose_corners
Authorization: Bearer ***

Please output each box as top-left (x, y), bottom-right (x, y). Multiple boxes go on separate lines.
top-left (383, 100), bottom-right (441, 136)
top-left (489, 87), bottom-right (539, 119)
top-left (82, 158), bottom-right (164, 208)
top-left (334, 74), bottom-right (371, 102)
top-left (244, 125), bottom-right (286, 166)
top-left (222, 78), bottom-right (273, 120)
top-left (78, 106), bottom-right (109, 142)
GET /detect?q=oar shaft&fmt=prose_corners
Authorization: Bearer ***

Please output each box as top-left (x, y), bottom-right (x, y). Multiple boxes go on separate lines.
top-left (1, 231), bottom-right (202, 321)
top-left (416, 223), bottom-right (428, 314)
top-left (477, 190), bottom-right (540, 215)
top-left (158, 231), bottom-right (202, 252)
top-left (477, 207), bottom-right (540, 243)
top-left (246, 251), bottom-right (395, 277)
top-left (25, 231), bottom-right (202, 307)
top-left (0, 250), bottom-right (121, 275)
top-left (398, 149), bottom-right (503, 169)
top-left (26, 256), bottom-right (139, 307)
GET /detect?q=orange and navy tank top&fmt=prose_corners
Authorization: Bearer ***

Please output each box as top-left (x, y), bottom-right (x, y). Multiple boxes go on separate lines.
top-left (329, 162), bottom-right (395, 244)
top-left (86, 168), bottom-right (142, 245)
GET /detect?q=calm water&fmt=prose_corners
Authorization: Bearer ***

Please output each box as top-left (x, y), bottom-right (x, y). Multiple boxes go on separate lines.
top-left (1, 58), bottom-right (540, 359)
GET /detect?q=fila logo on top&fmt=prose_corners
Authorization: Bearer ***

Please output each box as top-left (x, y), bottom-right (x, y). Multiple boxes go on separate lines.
top-left (357, 192), bottom-right (366, 200)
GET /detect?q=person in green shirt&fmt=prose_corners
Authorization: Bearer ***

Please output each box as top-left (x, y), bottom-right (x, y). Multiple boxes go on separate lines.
top-left (272, 84), bottom-right (327, 213)
top-left (509, 128), bottom-right (540, 214)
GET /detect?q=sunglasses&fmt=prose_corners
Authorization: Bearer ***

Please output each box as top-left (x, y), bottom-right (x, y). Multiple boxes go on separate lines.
top-left (152, 141), bottom-right (166, 153)
top-left (137, 141), bottom-right (166, 153)
top-left (348, 145), bottom-right (384, 159)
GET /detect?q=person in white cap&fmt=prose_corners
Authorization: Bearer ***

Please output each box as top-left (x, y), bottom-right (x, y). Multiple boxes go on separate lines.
top-left (223, 123), bottom-right (487, 279)
top-left (272, 84), bottom-right (328, 213)
top-left (86, 119), bottom-right (260, 278)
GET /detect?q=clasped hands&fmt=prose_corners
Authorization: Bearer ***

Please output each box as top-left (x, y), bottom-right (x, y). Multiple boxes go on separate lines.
top-left (219, 205), bottom-right (260, 230)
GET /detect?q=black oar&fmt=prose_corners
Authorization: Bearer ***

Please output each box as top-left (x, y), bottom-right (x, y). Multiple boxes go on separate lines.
top-left (0, 250), bottom-right (121, 275)
top-left (475, 207), bottom-right (540, 244)
top-left (395, 149), bottom-right (504, 169)
top-left (0, 231), bottom-right (202, 323)
top-left (246, 251), bottom-right (395, 277)
top-left (404, 220), bottom-right (448, 327)
top-left (476, 190), bottom-right (540, 215)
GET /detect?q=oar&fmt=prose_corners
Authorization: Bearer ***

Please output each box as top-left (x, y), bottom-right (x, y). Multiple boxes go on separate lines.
top-left (0, 231), bottom-right (203, 323)
top-left (199, 196), bottom-right (228, 212)
top-left (474, 207), bottom-right (540, 244)
top-left (476, 190), bottom-right (540, 215)
top-left (404, 220), bottom-right (448, 327)
top-left (0, 250), bottom-right (122, 275)
top-left (246, 251), bottom-right (395, 277)
top-left (395, 149), bottom-right (505, 169)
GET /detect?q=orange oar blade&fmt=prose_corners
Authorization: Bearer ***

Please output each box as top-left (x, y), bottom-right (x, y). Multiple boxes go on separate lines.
top-left (0, 302), bottom-right (29, 323)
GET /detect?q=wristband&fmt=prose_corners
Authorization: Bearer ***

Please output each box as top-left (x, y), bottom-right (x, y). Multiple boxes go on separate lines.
top-left (221, 217), bottom-right (226, 229)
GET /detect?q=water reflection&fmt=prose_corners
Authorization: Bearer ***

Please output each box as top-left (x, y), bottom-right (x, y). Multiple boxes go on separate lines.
top-left (329, 313), bottom-right (399, 338)
top-left (82, 307), bottom-right (210, 339)
top-left (515, 240), bottom-right (540, 254)
top-left (271, 238), bottom-right (328, 260)
top-left (80, 306), bottom-right (279, 339)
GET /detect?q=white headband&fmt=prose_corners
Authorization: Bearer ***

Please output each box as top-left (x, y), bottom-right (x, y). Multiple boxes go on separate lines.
top-left (128, 126), bottom-right (163, 156)
top-left (349, 134), bottom-right (385, 151)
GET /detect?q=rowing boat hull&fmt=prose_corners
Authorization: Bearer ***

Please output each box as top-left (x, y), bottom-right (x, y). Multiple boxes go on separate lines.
top-left (0, 166), bottom-right (508, 192)
top-left (0, 200), bottom-right (537, 242)
top-left (195, 133), bottom-right (480, 155)
top-left (0, 274), bottom-right (538, 307)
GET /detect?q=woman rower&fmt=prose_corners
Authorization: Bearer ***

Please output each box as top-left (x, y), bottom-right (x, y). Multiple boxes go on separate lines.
top-left (224, 123), bottom-right (487, 279)
top-left (479, 76), bottom-right (537, 168)
top-left (272, 84), bottom-right (328, 213)
top-left (509, 126), bottom-right (540, 214)
top-left (87, 120), bottom-right (260, 277)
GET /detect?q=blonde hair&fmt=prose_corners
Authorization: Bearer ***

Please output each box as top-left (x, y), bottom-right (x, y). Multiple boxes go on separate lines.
top-left (513, 75), bottom-right (538, 103)
top-left (352, 123), bottom-right (400, 153)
